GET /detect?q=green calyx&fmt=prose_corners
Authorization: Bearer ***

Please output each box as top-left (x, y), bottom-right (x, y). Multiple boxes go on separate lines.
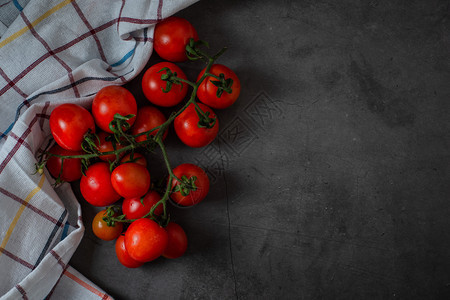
top-left (195, 105), bottom-right (216, 129)
top-left (103, 205), bottom-right (124, 227)
top-left (159, 67), bottom-right (184, 93)
top-left (210, 73), bottom-right (233, 98)
top-left (186, 38), bottom-right (210, 61)
top-left (174, 175), bottom-right (198, 196)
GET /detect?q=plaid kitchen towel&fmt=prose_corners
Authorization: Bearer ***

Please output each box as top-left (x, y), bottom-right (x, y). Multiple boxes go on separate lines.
top-left (0, 0), bottom-right (197, 299)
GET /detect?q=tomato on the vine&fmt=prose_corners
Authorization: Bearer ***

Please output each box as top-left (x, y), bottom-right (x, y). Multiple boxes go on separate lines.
top-left (197, 64), bottom-right (241, 109)
top-left (80, 162), bottom-right (121, 207)
top-left (131, 106), bottom-right (167, 142)
top-left (111, 162), bottom-right (150, 198)
top-left (153, 16), bottom-right (199, 62)
top-left (49, 103), bottom-right (95, 151)
top-left (96, 131), bottom-right (125, 162)
top-left (141, 62), bottom-right (188, 107)
top-left (174, 102), bottom-right (219, 148)
top-left (120, 152), bottom-right (147, 167)
top-left (163, 222), bottom-right (188, 259)
top-left (46, 144), bottom-right (83, 182)
top-left (122, 190), bottom-right (163, 219)
top-left (115, 235), bottom-right (144, 268)
top-left (124, 218), bottom-right (168, 262)
top-left (92, 85), bottom-right (137, 133)
top-left (170, 163), bottom-right (210, 207)
top-left (92, 210), bottom-right (123, 241)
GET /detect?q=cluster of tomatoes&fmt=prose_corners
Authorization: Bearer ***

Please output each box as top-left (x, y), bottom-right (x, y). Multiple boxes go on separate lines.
top-left (43, 16), bottom-right (240, 268)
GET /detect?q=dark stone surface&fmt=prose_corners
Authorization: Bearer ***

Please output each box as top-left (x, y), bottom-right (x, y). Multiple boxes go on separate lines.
top-left (70, 0), bottom-right (450, 299)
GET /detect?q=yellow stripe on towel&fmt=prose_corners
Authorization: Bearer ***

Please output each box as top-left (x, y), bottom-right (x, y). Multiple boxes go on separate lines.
top-left (0, 174), bottom-right (46, 253)
top-left (0, 0), bottom-right (74, 49)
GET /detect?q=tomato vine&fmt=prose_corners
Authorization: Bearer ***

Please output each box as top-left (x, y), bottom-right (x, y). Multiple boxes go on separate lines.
top-left (36, 38), bottom-right (235, 228)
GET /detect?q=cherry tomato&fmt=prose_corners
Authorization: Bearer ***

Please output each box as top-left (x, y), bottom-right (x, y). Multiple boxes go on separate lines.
top-left (111, 162), bottom-right (150, 198)
top-left (174, 103), bottom-right (219, 148)
top-left (49, 103), bottom-right (95, 151)
top-left (141, 62), bottom-right (188, 107)
top-left (170, 163), bottom-right (210, 207)
top-left (197, 64), bottom-right (241, 109)
top-left (92, 85), bottom-right (137, 133)
top-left (92, 210), bottom-right (123, 241)
top-left (131, 106), bottom-right (167, 142)
top-left (153, 16), bottom-right (199, 62)
top-left (120, 152), bottom-right (147, 167)
top-left (80, 162), bottom-right (121, 207)
top-left (122, 190), bottom-right (163, 219)
top-left (124, 218), bottom-right (168, 262)
top-left (46, 144), bottom-right (83, 182)
top-left (115, 235), bottom-right (144, 268)
top-left (163, 222), bottom-right (188, 259)
top-left (96, 131), bottom-right (125, 162)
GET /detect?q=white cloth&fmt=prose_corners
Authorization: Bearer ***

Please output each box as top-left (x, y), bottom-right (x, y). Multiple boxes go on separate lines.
top-left (0, 0), bottom-right (197, 298)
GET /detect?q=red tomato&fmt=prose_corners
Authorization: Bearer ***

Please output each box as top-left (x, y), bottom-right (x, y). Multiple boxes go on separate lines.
top-left (122, 191), bottom-right (163, 219)
top-left (163, 222), bottom-right (188, 259)
top-left (92, 210), bottom-right (123, 241)
top-left (124, 218), bottom-right (168, 262)
top-left (174, 103), bottom-right (219, 148)
top-left (153, 16), bottom-right (199, 62)
top-left (49, 103), bottom-right (95, 151)
top-left (120, 152), bottom-right (147, 167)
top-left (130, 106), bottom-right (167, 142)
top-left (111, 163), bottom-right (150, 198)
top-left (92, 85), bottom-right (137, 133)
top-left (170, 163), bottom-right (210, 207)
top-left (197, 64), bottom-right (241, 109)
top-left (96, 131), bottom-right (125, 162)
top-left (80, 162), bottom-right (121, 207)
top-left (46, 144), bottom-right (83, 182)
top-left (115, 235), bottom-right (144, 268)
top-left (141, 62), bottom-right (188, 107)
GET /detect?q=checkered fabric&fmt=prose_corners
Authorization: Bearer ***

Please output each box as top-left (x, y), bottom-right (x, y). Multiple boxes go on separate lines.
top-left (0, 0), bottom-right (197, 299)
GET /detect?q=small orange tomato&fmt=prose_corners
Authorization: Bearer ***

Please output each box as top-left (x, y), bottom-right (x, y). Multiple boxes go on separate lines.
top-left (92, 210), bottom-right (123, 241)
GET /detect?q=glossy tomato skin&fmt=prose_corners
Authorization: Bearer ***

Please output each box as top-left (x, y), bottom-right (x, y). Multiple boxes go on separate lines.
top-left (49, 103), bottom-right (95, 151)
top-left (115, 235), bottom-right (144, 268)
top-left (154, 16), bottom-right (198, 62)
top-left (96, 131), bottom-right (125, 162)
top-left (197, 64), bottom-right (241, 109)
top-left (174, 103), bottom-right (219, 148)
top-left (163, 222), bottom-right (188, 259)
top-left (122, 190), bottom-right (163, 219)
top-left (80, 162), bottom-right (121, 207)
top-left (120, 152), bottom-right (147, 167)
top-left (92, 210), bottom-right (123, 241)
top-left (92, 85), bottom-right (137, 133)
top-left (46, 144), bottom-right (83, 182)
top-left (124, 218), bottom-right (168, 262)
top-left (131, 106), bottom-right (167, 142)
top-left (170, 163), bottom-right (210, 207)
top-left (142, 62), bottom-right (188, 107)
top-left (111, 162), bottom-right (150, 198)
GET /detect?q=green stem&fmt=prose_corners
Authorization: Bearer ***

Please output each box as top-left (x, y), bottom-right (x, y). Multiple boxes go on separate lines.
top-left (175, 77), bottom-right (197, 88)
top-left (204, 72), bottom-right (222, 81)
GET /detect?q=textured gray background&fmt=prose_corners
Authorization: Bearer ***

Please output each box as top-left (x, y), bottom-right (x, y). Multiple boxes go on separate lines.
top-left (70, 0), bottom-right (450, 299)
